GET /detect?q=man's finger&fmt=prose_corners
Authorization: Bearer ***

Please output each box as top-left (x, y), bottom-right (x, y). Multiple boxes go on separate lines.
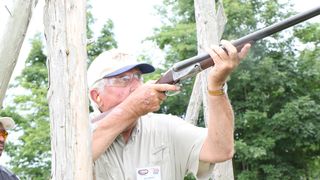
top-left (220, 40), bottom-right (237, 59)
top-left (145, 80), bottom-right (156, 84)
top-left (238, 43), bottom-right (251, 59)
top-left (158, 92), bottom-right (167, 101)
top-left (211, 44), bottom-right (228, 61)
top-left (153, 84), bottom-right (180, 92)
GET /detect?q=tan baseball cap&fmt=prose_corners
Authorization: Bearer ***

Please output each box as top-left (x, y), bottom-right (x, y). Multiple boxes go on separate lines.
top-left (87, 49), bottom-right (155, 88)
top-left (0, 117), bottom-right (15, 130)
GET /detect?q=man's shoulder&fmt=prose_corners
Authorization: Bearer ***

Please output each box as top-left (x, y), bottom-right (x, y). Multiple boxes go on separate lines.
top-left (139, 113), bottom-right (187, 131)
top-left (141, 113), bottom-right (183, 122)
top-left (0, 165), bottom-right (19, 179)
top-left (0, 165), bottom-right (12, 174)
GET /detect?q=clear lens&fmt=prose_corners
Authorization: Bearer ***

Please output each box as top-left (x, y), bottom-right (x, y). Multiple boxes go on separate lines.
top-left (106, 72), bottom-right (142, 87)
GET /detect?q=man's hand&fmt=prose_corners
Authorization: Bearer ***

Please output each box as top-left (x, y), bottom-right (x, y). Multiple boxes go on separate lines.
top-left (121, 83), bottom-right (180, 118)
top-left (206, 40), bottom-right (251, 90)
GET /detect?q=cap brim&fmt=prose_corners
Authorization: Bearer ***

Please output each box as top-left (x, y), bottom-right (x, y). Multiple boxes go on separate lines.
top-left (104, 63), bottom-right (155, 78)
top-left (0, 117), bottom-right (15, 130)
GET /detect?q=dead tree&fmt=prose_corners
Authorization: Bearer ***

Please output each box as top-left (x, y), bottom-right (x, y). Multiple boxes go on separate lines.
top-left (186, 0), bottom-right (234, 179)
top-left (44, 0), bottom-right (92, 179)
top-left (0, 0), bottom-right (38, 108)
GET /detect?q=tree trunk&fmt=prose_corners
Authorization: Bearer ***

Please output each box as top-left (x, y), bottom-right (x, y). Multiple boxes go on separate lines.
top-left (0, 0), bottom-right (38, 108)
top-left (188, 0), bottom-right (234, 179)
top-left (185, 77), bottom-right (202, 124)
top-left (44, 0), bottom-right (92, 179)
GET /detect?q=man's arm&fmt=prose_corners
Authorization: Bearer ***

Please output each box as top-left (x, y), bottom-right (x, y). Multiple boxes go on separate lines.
top-left (92, 103), bottom-right (138, 160)
top-left (200, 40), bottom-right (251, 163)
top-left (92, 83), bottom-right (178, 160)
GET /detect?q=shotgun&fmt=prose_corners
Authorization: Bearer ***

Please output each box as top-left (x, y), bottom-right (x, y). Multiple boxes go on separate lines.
top-left (156, 6), bottom-right (320, 85)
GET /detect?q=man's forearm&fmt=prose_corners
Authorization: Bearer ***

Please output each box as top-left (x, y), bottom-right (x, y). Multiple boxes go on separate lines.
top-left (92, 105), bottom-right (138, 161)
top-left (200, 94), bottom-right (235, 163)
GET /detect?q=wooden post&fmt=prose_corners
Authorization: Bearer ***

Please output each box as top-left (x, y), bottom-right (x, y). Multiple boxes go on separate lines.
top-left (44, 0), bottom-right (92, 179)
top-left (0, 0), bottom-right (38, 108)
top-left (186, 0), bottom-right (234, 179)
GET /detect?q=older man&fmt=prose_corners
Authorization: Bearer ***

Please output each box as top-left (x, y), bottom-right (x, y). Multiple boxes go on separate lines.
top-left (88, 41), bottom-right (250, 179)
top-left (0, 117), bottom-right (19, 180)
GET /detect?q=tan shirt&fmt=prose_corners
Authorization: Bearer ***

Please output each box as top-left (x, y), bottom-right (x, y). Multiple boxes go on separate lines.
top-left (94, 113), bottom-right (214, 180)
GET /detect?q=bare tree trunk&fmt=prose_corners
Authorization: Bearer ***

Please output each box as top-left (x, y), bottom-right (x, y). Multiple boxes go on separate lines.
top-left (185, 77), bottom-right (202, 124)
top-left (187, 0), bottom-right (234, 179)
top-left (0, 0), bottom-right (38, 108)
top-left (44, 0), bottom-right (92, 179)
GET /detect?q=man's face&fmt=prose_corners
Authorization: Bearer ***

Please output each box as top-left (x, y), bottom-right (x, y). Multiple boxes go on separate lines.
top-left (97, 68), bottom-right (143, 112)
top-left (0, 123), bottom-right (8, 156)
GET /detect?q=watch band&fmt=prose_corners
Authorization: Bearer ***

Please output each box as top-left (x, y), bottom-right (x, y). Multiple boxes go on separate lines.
top-left (207, 83), bottom-right (226, 96)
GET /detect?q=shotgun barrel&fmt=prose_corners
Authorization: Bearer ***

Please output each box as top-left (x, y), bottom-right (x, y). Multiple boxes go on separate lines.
top-left (156, 6), bottom-right (320, 84)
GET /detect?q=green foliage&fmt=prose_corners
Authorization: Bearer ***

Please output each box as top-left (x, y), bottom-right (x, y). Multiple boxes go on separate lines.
top-left (226, 1), bottom-right (320, 178)
top-left (294, 23), bottom-right (320, 45)
top-left (151, 0), bottom-right (197, 67)
top-left (3, 34), bottom-right (51, 179)
top-left (86, 3), bottom-right (95, 40)
top-left (148, 0), bottom-right (199, 120)
top-left (184, 172), bottom-right (196, 180)
top-left (87, 19), bottom-right (118, 62)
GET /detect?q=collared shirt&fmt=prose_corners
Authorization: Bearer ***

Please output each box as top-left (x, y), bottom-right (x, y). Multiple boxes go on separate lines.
top-left (94, 113), bottom-right (214, 180)
top-left (0, 165), bottom-right (19, 180)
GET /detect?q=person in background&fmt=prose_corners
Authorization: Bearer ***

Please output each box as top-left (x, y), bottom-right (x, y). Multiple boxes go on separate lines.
top-left (0, 117), bottom-right (19, 180)
top-left (88, 41), bottom-right (251, 179)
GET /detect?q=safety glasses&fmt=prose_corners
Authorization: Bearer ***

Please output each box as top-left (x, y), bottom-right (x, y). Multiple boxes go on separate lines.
top-left (0, 129), bottom-right (8, 140)
top-left (103, 72), bottom-right (143, 87)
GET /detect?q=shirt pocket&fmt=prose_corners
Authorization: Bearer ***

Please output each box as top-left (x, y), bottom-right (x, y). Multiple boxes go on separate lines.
top-left (150, 144), bottom-right (172, 179)
top-left (151, 144), bottom-right (170, 165)
top-left (94, 158), bottom-right (123, 180)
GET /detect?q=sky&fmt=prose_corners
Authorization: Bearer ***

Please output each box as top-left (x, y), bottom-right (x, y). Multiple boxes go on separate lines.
top-left (0, 0), bottom-right (319, 166)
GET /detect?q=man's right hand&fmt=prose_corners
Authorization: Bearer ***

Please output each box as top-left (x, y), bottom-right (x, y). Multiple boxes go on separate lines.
top-left (120, 83), bottom-right (180, 118)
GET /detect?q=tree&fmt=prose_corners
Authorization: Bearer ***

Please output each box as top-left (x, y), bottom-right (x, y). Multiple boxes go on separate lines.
top-left (149, 0), bottom-right (320, 179)
top-left (1, 7), bottom-right (117, 178)
top-left (0, 0), bottom-right (38, 107)
top-left (44, 0), bottom-right (91, 178)
top-left (4, 34), bottom-right (51, 179)
top-left (87, 20), bottom-right (118, 62)
top-left (223, 1), bottom-right (320, 178)
top-left (149, 0), bottom-right (199, 120)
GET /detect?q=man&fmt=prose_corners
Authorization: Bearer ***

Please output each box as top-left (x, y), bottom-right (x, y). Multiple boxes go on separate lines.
top-left (88, 41), bottom-right (251, 179)
top-left (0, 117), bottom-right (19, 180)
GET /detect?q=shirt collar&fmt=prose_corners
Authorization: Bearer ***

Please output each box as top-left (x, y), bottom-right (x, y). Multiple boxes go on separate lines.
top-left (116, 117), bottom-right (141, 144)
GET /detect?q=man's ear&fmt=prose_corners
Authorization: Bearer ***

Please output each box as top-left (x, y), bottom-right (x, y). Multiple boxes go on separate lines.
top-left (90, 89), bottom-right (101, 105)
